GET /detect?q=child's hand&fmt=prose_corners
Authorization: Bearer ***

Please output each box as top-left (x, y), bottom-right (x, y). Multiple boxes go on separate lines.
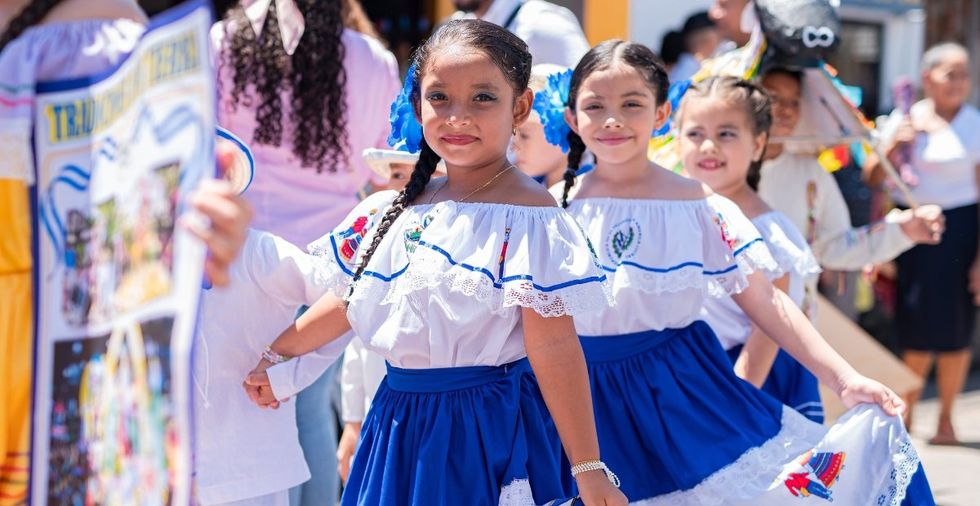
top-left (576, 470), bottom-right (628, 505)
top-left (183, 145), bottom-right (253, 287)
top-left (242, 359), bottom-right (287, 409)
top-left (838, 374), bottom-right (905, 416)
top-left (897, 205), bottom-right (944, 245)
top-left (337, 422), bottom-right (361, 484)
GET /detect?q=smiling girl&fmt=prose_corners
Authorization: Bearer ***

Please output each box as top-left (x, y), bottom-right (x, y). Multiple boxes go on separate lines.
top-left (683, 76), bottom-right (823, 423)
top-left (559, 41), bottom-right (933, 504)
top-left (242, 20), bottom-right (626, 506)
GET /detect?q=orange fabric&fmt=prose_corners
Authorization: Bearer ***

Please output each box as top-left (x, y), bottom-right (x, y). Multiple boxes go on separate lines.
top-left (0, 180), bottom-right (32, 506)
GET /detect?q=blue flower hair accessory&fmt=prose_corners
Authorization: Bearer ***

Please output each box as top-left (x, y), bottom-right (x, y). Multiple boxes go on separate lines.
top-left (653, 79), bottom-right (692, 137)
top-left (388, 62), bottom-right (423, 153)
top-left (533, 68), bottom-right (573, 153)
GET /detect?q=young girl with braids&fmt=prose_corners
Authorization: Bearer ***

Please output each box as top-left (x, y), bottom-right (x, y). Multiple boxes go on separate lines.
top-left (558, 40), bottom-right (934, 504)
top-left (682, 77), bottom-right (823, 423)
top-left (242, 19), bottom-right (627, 506)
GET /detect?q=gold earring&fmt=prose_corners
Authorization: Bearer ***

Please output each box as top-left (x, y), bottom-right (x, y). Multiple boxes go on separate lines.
top-left (512, 126), bottom-right (517, 135)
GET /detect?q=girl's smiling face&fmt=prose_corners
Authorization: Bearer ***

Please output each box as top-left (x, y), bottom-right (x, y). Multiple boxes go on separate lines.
top-left (679, 96), bottom-right (767, 194)
top-left (565, 63), bottom-right (669, 166)
top-left (417, 48), bottom-right (532, 169)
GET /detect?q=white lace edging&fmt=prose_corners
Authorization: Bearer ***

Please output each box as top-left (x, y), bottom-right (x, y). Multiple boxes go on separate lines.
top-left (498, 478), bottom-right (536, 506)
top-left (766, 241), bottom-right (822, 282)
top-left (631, 408), bottom-right (825, 506)
top-left (345, 246), bottom-right (614, 318)
top-left (308, 252), bottom-right (353, 298)
top-left (705, 239), bottom-right (780, 299)
top-left (876, 436), bottom-right (922, 506)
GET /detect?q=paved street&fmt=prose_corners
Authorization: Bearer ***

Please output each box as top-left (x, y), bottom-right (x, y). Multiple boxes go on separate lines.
top-left (908, 374), bottom-right (980, 506)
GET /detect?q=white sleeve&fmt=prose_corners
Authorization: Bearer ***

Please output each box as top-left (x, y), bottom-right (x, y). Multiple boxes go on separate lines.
top-left (265, 330), bottom-right (355, 401)
top-left (244, 229), bottom-right (333, 307)
top-left (810, 165), bottom-right (913, 270)
top-left (305, 190), bottom-right (399, 295)
top-left (340, 338), bottom-right (367, 423)
top-left (702, 195), bottom-right (780, 297)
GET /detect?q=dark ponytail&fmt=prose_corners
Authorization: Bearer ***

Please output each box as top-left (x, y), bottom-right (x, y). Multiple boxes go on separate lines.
top-left (0, 0), bottom-right (64, 51)
top-left (347, 139), bottom-right (441, 296)
top-left (561, 131), bottom-right (586, 208)
top-left (560, 39), bottom-right (670, 208)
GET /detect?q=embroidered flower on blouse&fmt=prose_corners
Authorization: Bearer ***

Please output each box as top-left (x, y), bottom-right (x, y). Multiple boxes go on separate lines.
top-left (387, 62), bottom-right (423, 153)
top-left (653, 78), bottom-right (692, 137)
top-left (533, 68), bottom-right (573, 153)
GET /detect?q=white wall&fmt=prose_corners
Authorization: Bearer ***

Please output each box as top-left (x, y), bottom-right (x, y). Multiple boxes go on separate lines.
top-left (627, 0), bottom-right (715, 53)
top-left (839, 6), bottom-right (926, 114)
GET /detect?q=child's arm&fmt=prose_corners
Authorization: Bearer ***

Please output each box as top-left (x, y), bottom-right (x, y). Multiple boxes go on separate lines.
top-left (522, 309), bottom-right (627, 505)
top-left (732, 274), bottom-right (788, 387)
top-left (732, 271), bottom-right (904, 415)
top-left (244, 293), bottom-right (352, 406)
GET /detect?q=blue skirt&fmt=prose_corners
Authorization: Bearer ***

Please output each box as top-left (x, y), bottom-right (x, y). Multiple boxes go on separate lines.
top-left (341, 358), bottom-right (573, 505)
top-left (579, 321), bottom-right (935, 504)
top-left (579, 321), bottom-right (784, 501)
top-left (726, 345), bottom-right (824, 423)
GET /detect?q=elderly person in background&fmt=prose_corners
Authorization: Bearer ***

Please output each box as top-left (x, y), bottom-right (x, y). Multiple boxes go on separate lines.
top-left (866, 42), bottom-right (980, 445)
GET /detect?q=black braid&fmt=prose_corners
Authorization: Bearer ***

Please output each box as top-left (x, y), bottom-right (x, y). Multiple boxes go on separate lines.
top-left (0, 0), bottom-right (64, 51)
top-left (562, 131), bottom-right (586, 208)
top-left (347, 139), bottom-right (441, 297)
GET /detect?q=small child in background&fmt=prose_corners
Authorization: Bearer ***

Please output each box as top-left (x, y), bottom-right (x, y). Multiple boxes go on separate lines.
top-left (511, 63), bottom-right (574, 189)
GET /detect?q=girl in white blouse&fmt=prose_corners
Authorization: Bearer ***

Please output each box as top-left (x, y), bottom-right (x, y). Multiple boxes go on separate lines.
top-left (558, 41), bottom-right (933, 504)
top-left (242, 20), bottom-right (625, 506)
top-left (683, 77), bottom-right (824, 423)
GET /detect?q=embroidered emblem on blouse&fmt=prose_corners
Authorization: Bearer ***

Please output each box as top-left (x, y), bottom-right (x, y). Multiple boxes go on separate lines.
top-left (338, 211), bottom-right (375, 261)
top-left (403, 213), bottom-right (434, 254)
top-left (713, 213), bottom-right (738, 250)
top-left (605, 219), bottom-right (642, 262)
top-left (783, 450), bottom-right (847, 501)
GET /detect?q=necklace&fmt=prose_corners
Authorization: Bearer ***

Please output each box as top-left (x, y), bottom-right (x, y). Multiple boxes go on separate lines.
top-left (427, 165), bottom-right (515, 204)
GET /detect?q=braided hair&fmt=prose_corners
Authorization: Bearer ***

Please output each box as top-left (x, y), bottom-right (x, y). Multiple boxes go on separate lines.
top-left (560, 40), bottom-right (670, 207)
top-left (0, 0), bottom-right (64, 51)
top-left (347, 19), bottom-right (531, 296)
top-left (221, 0), bottom-right (348, 173)
top-left (678, 76), bottom-right (773, 190)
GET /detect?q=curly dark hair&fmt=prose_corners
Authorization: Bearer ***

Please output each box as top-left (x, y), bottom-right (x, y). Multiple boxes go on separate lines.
top-left (0, 0), bottom-right (64, 51)
top-left (347, 19), bottom-right (531, 296)
top-left (561, 39), bottom-right (670, 207)
top-left (220, 0), bottom-right (348, 173)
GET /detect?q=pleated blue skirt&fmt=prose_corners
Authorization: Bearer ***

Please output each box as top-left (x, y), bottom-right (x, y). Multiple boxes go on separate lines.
top-left (579, 320), bottom-right (935, 505)
top-left (579, 321), bottom-right (784, 501)
top-left (340, 358), bottom-right (573, 505)
top-left (726, 345), bottom-right (824, 423)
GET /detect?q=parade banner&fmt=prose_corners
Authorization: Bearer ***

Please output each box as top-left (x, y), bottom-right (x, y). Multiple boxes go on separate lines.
top-left (29, 2), bottom-right (214, 504)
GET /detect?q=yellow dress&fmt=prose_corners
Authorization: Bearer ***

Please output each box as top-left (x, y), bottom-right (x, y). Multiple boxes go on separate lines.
top-left (0, 179), bottom-right (32, 506)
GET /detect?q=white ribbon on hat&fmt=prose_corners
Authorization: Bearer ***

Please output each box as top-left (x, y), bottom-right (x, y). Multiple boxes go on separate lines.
top-left (243, 0), bottom-right (305, 56)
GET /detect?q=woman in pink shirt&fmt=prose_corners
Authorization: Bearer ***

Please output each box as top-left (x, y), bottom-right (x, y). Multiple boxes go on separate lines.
top-left (210, 2), bottom-right (400, 504)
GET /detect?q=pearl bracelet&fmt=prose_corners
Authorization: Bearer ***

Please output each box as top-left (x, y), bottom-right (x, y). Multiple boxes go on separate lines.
top-left (570, 459), bottom-right (621, 488)
top-left (261, 346), bottom-right (292, 364)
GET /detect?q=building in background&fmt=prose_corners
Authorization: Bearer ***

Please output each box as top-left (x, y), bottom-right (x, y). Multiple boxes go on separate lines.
top-left (923, 0), bottom-right (980, 106)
